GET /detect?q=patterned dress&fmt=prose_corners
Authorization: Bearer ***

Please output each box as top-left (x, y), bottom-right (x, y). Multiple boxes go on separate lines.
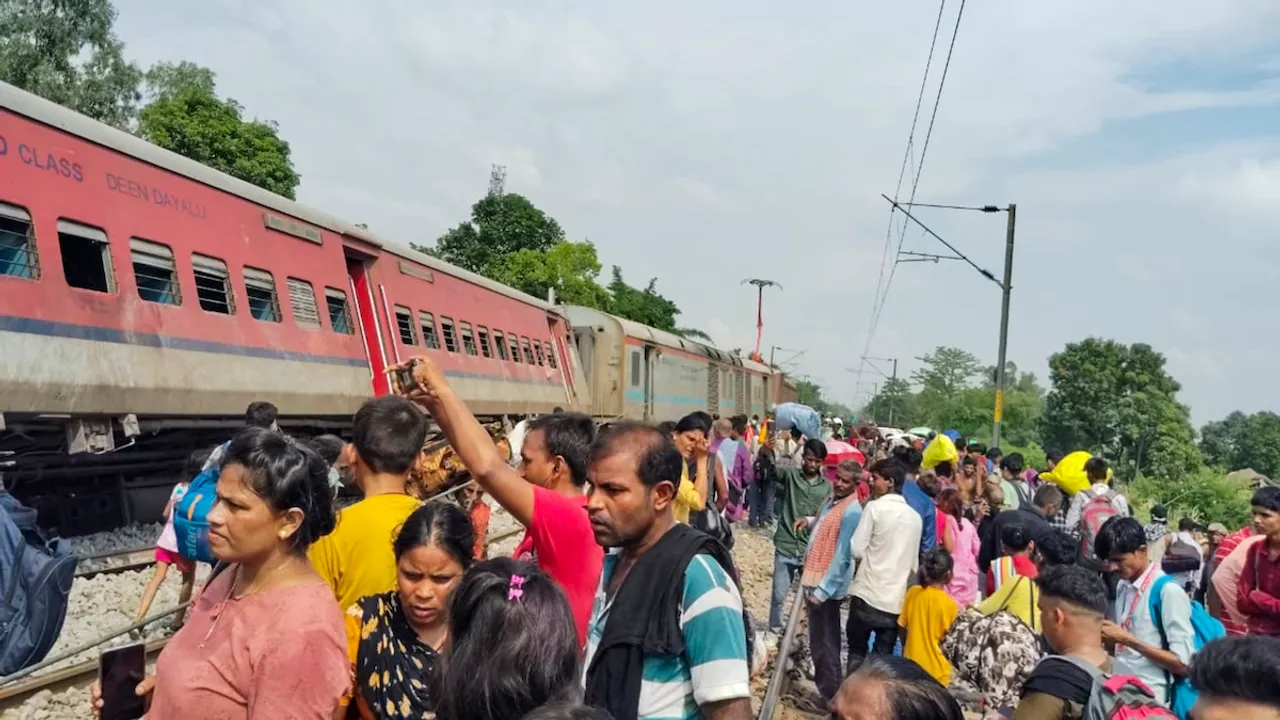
top-left (339, 592), bottom-right (440, 719)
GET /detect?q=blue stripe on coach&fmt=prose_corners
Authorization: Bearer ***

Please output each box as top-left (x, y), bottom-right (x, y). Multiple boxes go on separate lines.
top-left (0, 314), bottom-right (563, 386)
top-left (0, 313), bottom-right (369, 367)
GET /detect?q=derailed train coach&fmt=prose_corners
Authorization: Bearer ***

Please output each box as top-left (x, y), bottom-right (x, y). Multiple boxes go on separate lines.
top-left (0, 81), bottom-right (583, 533)
top-left (0, 78), bottom-right (787, 534)
top-left (565, 305), bottom-right (777, 423)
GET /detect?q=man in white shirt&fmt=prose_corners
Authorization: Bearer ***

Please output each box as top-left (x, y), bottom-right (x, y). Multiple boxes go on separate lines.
top-left (1094, 516), bottom-right (1194, 707)
top-left (772, 429), bottom-right (803, 471)
top-left (845, 458), bottom-right (922, 673)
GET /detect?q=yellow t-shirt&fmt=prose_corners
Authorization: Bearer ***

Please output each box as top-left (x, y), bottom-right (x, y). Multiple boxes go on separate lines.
top-left (977, 575), bottom-right (1041, 632)
top-left (672, 463), bottom-right (705, 524)
top-left (308, 493), bottom-right (421, 609)
top-left (898, 585), bottom-right (959, 686)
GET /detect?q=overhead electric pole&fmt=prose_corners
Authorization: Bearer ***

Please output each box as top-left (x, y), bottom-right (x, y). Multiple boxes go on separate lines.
top-left (879, 196), bottom-right (1018, 447)
top-left (859, 356), bottom-right (900, 426)
top-left (992, 204), bottom-right (1016, 449)
top-left (743, 279), bottom-right (782, 362)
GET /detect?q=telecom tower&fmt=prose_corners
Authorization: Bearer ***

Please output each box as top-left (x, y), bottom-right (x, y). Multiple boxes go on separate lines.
top-left (488, 164), bottom-right (507, 197)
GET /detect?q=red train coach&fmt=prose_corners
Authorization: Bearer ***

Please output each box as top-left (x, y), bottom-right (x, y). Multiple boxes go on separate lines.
top-left (0, 81), bottom-right (581, 533)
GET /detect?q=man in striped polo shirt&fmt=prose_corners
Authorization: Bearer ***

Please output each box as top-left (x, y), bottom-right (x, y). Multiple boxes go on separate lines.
top-left (582, 421), bottom-right (753, 720)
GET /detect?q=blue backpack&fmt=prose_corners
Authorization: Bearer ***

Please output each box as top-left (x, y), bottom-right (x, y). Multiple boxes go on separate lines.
top-left (1148, 574), bottom-right (1225, 719)
top-left (0, 491), bottom-right (76, 676)
top-left (172, 442), bottom-right (228, 565)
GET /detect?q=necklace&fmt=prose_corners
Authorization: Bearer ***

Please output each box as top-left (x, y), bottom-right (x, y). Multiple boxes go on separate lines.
top-left (199, 559), bottom-right (293, 648)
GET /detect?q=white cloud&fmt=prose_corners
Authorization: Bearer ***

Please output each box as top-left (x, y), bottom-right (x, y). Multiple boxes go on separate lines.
top-left (110, 0), bottom-right (1280, 424)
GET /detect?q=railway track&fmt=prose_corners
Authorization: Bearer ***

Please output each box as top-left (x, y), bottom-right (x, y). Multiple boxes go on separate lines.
top-left (74, 545), bottom-right (158, 580)
top-left (0, 637), bottom-right (170, 712)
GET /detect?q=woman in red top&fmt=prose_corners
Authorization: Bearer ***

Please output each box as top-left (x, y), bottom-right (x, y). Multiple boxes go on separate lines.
top-left (92, 428), bottom-right (349, 719)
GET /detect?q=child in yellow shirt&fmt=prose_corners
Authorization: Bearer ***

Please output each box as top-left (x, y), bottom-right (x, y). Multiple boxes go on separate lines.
top-left (898, 549), bottom-right (960, 686)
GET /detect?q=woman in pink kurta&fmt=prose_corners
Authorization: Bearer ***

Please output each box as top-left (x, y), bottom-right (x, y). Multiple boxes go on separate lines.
top-left (92, 429), bottom-right (351, 719)
top-left (147, 568), bottom-right (347, 718)
top-left (937, 488), bottom-right (980, 605)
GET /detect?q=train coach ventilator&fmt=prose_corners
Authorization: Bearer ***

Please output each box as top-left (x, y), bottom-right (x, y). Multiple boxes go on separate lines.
top-left (172, 441), bottom-right (231, 565)
top-left (0, 491), bottom-right (76, 675)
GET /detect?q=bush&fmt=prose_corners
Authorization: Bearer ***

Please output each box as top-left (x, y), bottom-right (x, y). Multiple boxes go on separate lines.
top-left (1126, 466), bottom-right (1253, 528)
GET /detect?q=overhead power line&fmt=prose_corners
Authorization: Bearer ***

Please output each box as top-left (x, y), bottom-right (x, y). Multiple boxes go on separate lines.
top-left (861, 0), bottom-right (950, 374)
top-left (858, 0), bottom-right (970, 385)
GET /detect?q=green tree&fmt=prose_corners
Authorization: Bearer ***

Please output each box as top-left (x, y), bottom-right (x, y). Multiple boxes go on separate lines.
top-left (606, 267), bottom-right (681, 331)
top-left (136, 66), bottom-right (300, 198)
top-left (911, 347), bottom-right (982, 430)
top-left (1127, 467), bottom-right (1253, 528)
top-left (144, 60), bottom-right (215, 97)
top-left (1200, 411), bottom-right (1280, 478)
top-left (863, 377), bottom-right (918, 427)
top-left (0, 0), bottom-right (142, 128)
top-left (1042, 338), bottom-right (1201, 481)
top-left (423, 193), bottom-right (565, 275)
top-left (860, 350), bottom-right (1043, 445)
top-left (426, 192), bottom-right (708, 336)
top-left (792, 378), bottom-right (851, 420)
top-left (489, 241), bottom-right (610, 309)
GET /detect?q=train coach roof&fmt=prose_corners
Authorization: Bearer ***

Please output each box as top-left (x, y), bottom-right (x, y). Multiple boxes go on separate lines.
top-left (0, 81), bottom-right (559, 313)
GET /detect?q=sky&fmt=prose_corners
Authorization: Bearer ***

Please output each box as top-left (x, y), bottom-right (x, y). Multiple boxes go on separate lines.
top-left (112, 0), bottom-right (1280, 425)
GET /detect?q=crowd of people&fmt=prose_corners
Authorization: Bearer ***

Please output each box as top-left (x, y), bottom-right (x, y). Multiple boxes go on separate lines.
top-left (88, 375), bottom-right (1280, 720)
top-left (756, 420), bottom-right (1280, 720)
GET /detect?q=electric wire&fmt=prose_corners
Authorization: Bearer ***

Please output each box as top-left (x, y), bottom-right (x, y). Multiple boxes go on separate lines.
top-left (855, 0), bottom-right (948, 406)
top-left (856, 0), bottom-right (969, 408)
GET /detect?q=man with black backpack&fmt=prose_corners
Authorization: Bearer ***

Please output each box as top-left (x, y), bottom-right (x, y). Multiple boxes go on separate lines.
top-left (1159, 518), bottom-right (1205, 595)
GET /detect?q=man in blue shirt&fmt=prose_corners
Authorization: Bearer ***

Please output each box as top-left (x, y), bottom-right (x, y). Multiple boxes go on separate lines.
top-left (894, 446), bottom-right (937, 553)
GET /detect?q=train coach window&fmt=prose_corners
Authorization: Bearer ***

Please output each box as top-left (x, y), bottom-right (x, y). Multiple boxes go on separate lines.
top-left (440, 316), bottom-right (458, 352)
top-left (493, 330), bottom-right (509, 361)
top-left (130, 238), bottom-right (181, 305)
top-left (192, 254), bottom-right (234, 314)
top-left (520, 337), bottom-right (535, 365)
top-left (630, 351), bottom-right (641, 387)
top-left (418, 312), bottom-right (440, 349)
top-left (57, 220), bottom-right (114, 293)
top-left (395, 306), bottom-right (418, 345)
top-left (476, 326), bottom-right (492, 358)
top-left (287, 278), bottom-right (321, 328)
top-left (243, 267), bottom-right (281, 322)
top-left (0, 203), bottom-right (39, 280)
top-left (325, 288), bottom-right (354, 334)
top-left (508, 332), bottom-right (521, 363)
top-left (533, 342), bottom-right (545, 366)
top-left (460, 322), bottom-right (477, 356)
top-left (544, 342), bottom-right (558, 370)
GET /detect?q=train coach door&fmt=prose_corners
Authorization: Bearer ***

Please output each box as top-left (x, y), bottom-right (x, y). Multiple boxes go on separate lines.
top-left (345, 251), bottom-right (391, 395)
top-left (642, 344), bottom-right (659, 422)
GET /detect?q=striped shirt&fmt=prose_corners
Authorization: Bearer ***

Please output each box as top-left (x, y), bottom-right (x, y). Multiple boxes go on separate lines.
top-left (583, 552), bottom-right (751, 719)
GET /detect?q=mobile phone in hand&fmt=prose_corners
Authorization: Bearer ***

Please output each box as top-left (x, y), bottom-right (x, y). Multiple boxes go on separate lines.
top-left (393, 358), bottom-right (421, 394)
top-left (99, 642), bottom-right (146, 720)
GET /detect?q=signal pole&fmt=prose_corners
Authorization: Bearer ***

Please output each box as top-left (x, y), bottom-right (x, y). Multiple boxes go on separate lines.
top-left (743, 279), bottom-right (782, 362)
